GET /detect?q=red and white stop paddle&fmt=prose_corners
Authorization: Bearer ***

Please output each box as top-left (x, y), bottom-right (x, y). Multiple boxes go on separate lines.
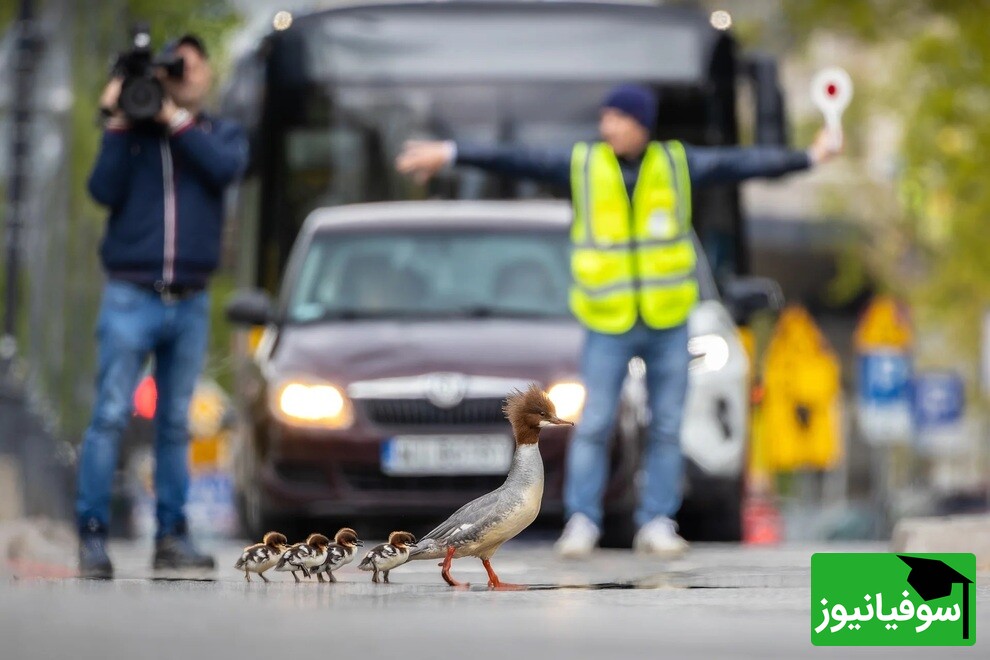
top-left (811, 67), bottom-right (853, 151)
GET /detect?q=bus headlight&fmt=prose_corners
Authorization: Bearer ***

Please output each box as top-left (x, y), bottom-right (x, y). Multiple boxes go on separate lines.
top-left (270, 378), bottom-right (354, 429)
top-left (547, 381), bottom-right (586, 422)
top-left (688, 334), bottom-right (730, 373)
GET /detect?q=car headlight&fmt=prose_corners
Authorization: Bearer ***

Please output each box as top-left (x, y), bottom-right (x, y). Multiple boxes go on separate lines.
top-left (547, 381), bottom-right (586, 422)
top-left (688, 334), bottom-right (730, 373)
top-left (270, 378), bottom-right (354, 429)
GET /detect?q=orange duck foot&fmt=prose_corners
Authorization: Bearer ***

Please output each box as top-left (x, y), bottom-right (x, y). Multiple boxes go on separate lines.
top-left (483, 559), bottom-right (526, 590)
top-left (441, 546), bottom-right (467, 587)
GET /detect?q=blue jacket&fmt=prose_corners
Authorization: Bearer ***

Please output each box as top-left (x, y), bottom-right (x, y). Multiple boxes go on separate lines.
top-left (87, 114), bottom-right (249, 287)
top-left (455, 142), bottom-right (812, 197)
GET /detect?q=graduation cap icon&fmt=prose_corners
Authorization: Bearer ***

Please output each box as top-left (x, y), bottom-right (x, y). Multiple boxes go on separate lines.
top-left (898, 555), bottom-right (973, 640)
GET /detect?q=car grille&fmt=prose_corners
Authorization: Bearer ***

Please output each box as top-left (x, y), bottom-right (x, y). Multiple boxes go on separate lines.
top-left (340, 465), bottom-right (505, 492)
top-left (358, 397), bottom-right (506, 427)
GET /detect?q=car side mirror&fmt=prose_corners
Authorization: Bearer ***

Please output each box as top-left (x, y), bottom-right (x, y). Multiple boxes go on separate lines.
top-left (225, 289), bottom-right (275, 326)
top-left (722, 276), bottom-right (785, 324)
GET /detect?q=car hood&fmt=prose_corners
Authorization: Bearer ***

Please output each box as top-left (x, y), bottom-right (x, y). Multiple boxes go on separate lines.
top-left (270, 319), bottom-right (584, 385)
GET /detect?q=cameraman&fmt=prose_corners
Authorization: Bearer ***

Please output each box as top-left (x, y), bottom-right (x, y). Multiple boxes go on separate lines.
top-left (77, 34), bottom-right (248, 578)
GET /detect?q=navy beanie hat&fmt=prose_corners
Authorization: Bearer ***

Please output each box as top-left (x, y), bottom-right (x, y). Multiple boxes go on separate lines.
top-left (601, 84), bottom-right (658, 131)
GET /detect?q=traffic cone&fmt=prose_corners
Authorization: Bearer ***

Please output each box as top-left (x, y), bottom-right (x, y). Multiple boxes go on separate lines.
top-left (742, 492), bottom-right (782, 545)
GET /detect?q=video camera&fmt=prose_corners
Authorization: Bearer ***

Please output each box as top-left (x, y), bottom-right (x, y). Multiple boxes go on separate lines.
top-left (112, 23), bottom-right (184, 122)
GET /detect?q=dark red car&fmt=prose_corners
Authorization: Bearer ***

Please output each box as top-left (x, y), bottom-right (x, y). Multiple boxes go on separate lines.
top-left (226, 201), bottom-right (641, 539)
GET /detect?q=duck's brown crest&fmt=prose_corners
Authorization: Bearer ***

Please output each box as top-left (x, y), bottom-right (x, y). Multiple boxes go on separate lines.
top-left (262, 531), bottom-right (288, 547)
top-left (306, 533), bottom-right (330, 547)
top-left (502, 383), bottom-right (555, 424)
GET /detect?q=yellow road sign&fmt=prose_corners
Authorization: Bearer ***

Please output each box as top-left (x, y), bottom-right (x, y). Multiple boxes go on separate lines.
top-left (757, 305), bottom-right (844, 472)
top-left (855, 295), bottom-right (912, 351)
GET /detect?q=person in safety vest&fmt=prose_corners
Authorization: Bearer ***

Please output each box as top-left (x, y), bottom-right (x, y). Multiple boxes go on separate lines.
top-left (396, 84), bottom-right (841, 558)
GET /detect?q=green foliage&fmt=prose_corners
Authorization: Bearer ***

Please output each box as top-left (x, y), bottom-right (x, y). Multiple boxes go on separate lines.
top-left (781, 1), bottom-right (990, 369)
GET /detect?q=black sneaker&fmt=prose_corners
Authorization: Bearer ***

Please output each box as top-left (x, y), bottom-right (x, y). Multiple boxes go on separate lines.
top-left (153, 533), bottom-right (216, 574)
top-left (79, 522), bottom-right (113, 579)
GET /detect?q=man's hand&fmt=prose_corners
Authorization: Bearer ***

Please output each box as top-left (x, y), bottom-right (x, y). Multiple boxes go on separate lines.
top-left (156, 97), bottom-right (181, 126)
top-left (99, 77), bottom-right (124, 116)
top-left (395, 140), bottom-right (455, 184)
top-left (808, 126), bottom-right (843, 165)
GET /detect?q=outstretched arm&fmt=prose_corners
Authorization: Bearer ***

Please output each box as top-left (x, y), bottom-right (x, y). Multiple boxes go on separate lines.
top-left (686, 127), bottom-right (841, 186)
top-left (396, 140), bottom-right (571, 189)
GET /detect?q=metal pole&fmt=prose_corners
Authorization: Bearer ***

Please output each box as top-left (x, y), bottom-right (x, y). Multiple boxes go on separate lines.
top-left (2, 0), bottom-right (37, 369)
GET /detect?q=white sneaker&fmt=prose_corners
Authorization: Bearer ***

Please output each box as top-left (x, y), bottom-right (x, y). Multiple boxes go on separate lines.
top-left (554, 513), bottom-right (601, 559)
top-left (633, 517), bottom-right (689, 558)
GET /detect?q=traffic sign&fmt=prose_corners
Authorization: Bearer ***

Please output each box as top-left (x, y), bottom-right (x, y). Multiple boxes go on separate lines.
top-left (855, 295), bottom-right (912, 351)
top-left (860, 352), bottom-right (912, 403)
top-left (913, 371), bottom-right (964, 428)
top-left (857, 350), bottom-right (913, 445)
top-left (811, 67), bottom-right (853, 151)
top-left (913, 370), bottom-right (967, 456)
top-left (759, 306), bottom-right (843, 471)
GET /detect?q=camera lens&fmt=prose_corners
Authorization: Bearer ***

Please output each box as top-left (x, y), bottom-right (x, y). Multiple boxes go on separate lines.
top-left (119, 77), bottom-right (164, 122)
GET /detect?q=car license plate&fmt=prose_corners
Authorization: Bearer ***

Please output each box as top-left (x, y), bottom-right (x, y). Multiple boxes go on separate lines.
top-left (381, 435), bottom-right (513, 476)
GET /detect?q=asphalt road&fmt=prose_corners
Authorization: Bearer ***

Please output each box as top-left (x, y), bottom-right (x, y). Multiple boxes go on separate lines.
top-left (2, 539), bottom-right (986, 659)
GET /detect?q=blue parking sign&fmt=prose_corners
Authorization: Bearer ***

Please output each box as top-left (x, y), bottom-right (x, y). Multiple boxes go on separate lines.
top-left (913, 371), bottom-right (964, 429)
top-left (859, 352), bottom-right (911, 403)
top-left (857, 351), bottom-right (913, 445)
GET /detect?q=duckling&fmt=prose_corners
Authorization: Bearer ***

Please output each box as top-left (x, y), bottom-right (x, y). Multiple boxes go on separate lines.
top-left (275, 542), bottom-right (313, 582)
top-left (408, 384), bottom-right (571, 589)
top-left (310, 527), bottom-right (364, 583)
top-left (358, 531), bottom-right (417, 583)
top-left (234, 531), bottom-right (288, 583)
top-left (300, 533), bottom-right (332, 581)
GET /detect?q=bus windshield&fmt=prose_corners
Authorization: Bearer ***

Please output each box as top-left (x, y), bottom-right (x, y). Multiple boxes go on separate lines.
top-left (302, 7), bottom-right (703, 83)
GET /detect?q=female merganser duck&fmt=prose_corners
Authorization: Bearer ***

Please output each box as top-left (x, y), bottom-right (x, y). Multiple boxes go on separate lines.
top-left (274, 533), bottom-right (331, 582)
top-left (358, 531), bottom-right (417, 583)
top-left (309, 527), bottom-right (364, 583)
top-left (234, 531), bottom-right (288, 583)
top-left (408, 384), bottom-right (571, 588)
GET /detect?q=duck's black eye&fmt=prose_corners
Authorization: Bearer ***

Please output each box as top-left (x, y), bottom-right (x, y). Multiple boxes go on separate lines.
top-left (540, 411), bottom-right (548, 417)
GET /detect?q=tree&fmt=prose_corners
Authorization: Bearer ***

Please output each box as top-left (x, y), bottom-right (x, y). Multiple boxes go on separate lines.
top-left (780, 1), bottom-right (990, 371)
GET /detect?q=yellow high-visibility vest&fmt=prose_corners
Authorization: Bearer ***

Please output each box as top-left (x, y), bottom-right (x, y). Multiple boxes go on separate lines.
top-left (569, 141), bottom-right (698, 333)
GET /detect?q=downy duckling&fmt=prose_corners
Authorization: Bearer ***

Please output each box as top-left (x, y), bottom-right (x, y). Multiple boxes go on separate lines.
top-left (358, 531), bottom-right (417, 584)
top-left (234, 531), bottom-right (288, 583)
top-left (300, 533), bottom-right (332, 581)
top-left (310, 527), bottom-right (363, 583)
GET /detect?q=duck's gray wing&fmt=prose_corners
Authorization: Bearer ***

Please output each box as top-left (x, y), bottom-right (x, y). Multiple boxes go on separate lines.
top-left (411, 489), bottom-right (505, 559)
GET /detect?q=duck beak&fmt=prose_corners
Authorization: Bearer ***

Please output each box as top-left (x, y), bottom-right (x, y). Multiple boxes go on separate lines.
top-left (549, 415), bottom-right (573, 426)
top-left (356, 540), bottom-right (365, 547)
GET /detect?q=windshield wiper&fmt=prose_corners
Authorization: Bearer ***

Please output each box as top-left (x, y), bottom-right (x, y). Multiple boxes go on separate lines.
top-left (295, 309), bottom-right (403, 322)
top-left (451, 305), bottom-right (565, 319)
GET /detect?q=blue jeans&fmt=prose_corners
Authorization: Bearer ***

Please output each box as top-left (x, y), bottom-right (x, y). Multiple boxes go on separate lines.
top-left (564, 322), bottom-right (689, 529)
top-left (76, 280), bottom-right (209, 538)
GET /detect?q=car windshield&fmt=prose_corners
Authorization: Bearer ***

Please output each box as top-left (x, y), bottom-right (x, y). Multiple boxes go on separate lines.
top-left (287, 229), bottom-right (574, 323)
